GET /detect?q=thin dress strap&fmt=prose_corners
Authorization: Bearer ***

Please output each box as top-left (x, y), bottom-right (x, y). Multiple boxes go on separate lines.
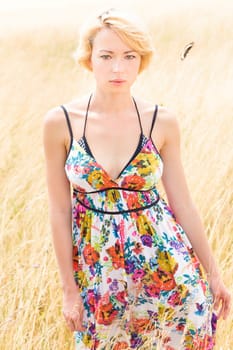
top-left (132, 97), bottom-right (143, 135)
top-left (149, 105), bottom-right (158, 138)
top-left (60, 105), bottom-right (73, 152)
top-left (83, 94), bottom-right (93, 137)
top-left (84, 94), bottom-right (143, 136)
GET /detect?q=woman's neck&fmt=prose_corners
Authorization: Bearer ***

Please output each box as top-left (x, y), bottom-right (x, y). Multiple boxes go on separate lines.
top-left (91, 89), bottom-right (135, 114)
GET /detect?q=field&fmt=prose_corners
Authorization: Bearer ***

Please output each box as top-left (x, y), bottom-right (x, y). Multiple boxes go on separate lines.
top-left (0, 0), bottom-right (232, 349)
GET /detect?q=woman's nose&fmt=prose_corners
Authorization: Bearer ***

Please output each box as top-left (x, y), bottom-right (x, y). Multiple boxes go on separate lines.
top-left (112, 58), bottom-right (123, 72)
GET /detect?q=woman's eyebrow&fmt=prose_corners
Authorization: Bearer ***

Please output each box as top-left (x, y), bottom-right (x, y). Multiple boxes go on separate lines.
top-left (99, 49), bottom-right (136, 54)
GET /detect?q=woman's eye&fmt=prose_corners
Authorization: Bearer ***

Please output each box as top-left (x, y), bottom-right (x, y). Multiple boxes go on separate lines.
top-left (100, 55), bottom-right (112, 60)
top-left (125, 55), bottom-right (136, 60)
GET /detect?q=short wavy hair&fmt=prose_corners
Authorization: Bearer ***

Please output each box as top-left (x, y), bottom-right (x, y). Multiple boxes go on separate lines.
top-left (75, 8), bottom-right (154, 73)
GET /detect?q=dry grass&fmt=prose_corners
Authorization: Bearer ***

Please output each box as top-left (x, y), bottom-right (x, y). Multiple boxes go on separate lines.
top-left (0, 0), bottom-right (232, 349)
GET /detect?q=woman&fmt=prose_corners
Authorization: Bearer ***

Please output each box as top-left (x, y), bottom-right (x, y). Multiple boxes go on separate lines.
top-left (43, 9), bottom-right (231, 350)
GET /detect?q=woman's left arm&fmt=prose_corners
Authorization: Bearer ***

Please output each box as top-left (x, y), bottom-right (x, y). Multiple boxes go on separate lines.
top-left (158, 109), bottom-right (231, 320)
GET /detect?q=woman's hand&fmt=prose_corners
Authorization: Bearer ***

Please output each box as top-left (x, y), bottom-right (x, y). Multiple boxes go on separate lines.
top-left (209, 275), bottom-right (231, 320)
top-left (63, 290), bottom-right (85, 332)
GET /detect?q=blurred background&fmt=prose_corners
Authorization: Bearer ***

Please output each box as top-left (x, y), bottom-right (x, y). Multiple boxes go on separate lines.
top-left (0, 0), bottom-right (232, 349)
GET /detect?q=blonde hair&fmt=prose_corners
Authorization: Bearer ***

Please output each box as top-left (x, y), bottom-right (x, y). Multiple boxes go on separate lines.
top-left (75, 8), bottom-right (154, 73)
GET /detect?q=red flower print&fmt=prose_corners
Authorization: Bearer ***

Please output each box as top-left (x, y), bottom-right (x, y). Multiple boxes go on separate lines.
top-left (73, 246), bottom-right (79, 271)
top-left (116, 290), bottom-right (127, 304)
top-left (83, 243), bottom-right (100, 266)
top-left (122, 175), bottom-right (145, 190)
top-left (106, 240), bottom-right (125, 269)
top-left (176, 323), bottom-right (185, 331)
top-left (95, 299), bottom-right (118, 325)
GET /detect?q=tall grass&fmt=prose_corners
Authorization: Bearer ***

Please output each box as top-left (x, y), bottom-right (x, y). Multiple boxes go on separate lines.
top-left (0, 1), bottom-right (232, 349)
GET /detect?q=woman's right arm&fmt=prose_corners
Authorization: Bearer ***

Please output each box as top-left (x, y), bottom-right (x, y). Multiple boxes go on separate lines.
top-left (43, 108), bottom-right (84, 331)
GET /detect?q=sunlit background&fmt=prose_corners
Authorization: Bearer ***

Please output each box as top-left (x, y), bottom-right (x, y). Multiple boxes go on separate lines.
top-left (0, 0), bottom-right (232, 349)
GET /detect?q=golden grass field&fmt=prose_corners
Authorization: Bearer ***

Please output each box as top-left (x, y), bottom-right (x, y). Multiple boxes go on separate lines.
top-left (0, 0), bottom-right (232, 349)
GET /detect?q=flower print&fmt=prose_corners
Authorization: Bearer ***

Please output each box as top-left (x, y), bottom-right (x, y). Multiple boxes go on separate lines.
top-left (80, 212), bottom-right (92, 242)
top-left (193, 334), bottom-right (215, 350)
top-left (112, 341), bottom-right (129, 350)
top-left (211, 312), bottom-right (218, 333)
top-left (176, 322), bottom-right (185, 332)
top-left (123, 192), bottom-right (141, 210)
top-left (157, 251), bottom-right (178, 273)
top-left (109, 279), bottom-right (119, 292)
top-left (87, 290), bottom-right (96, 313)
top-left (132, 242), bottom-right (143, 254)
top-left (106, 240), bottom-right (125, 269)
top-left (125, 259), bottom-right (135, 274)
top-left (141, 234), bottom-right (153, 247)
top-left (95, 299), bottom-right (118, 325)
top-left (116, 290), bottom-right (127, 304)
top-left (132, 269), bottom-right (146, 282)
top-left (77, 270), bottom-right (88, 288)
top-left (158, 304), bottom-right (175, 322)
top-left (106, 189), bottom-right (121, 203)
top-left (82, 332), bottom-right (93, 348)
top-left (121, 174), bottom-right (145, 190)
top-left (83, 243), bottom-right (100, 266)
top-left (132, 152), bottom-right (159, 176)
top-left (87, 169), bottom-right (115, 189)
top-left (125, 255), bottom-right (140, 274)
top-left (168, 291), bottom-right (182, 307)
top-left (131, 317), bottom-right (155, 333)
top-left (195, 302), bottom-right (205, 316)
top-left (136, 214), bottom-right (155, 236)
top-left (152, 269), bottom-right (176, 292)
top-left (73, 246), bottom-right (79, 271)
top-left (144, 283), bottom-right (160, 297)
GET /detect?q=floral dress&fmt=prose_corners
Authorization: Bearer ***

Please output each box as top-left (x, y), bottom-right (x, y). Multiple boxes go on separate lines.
top-left (61, 96), bottom-right (217, 350)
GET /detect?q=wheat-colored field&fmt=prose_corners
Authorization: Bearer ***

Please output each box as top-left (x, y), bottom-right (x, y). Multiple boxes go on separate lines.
top-left (0, 0), bottom-right (232, 349)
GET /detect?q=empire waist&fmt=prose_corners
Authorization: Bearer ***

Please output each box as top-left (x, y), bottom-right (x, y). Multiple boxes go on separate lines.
top-left (72, 187), bottom-right (160, 214)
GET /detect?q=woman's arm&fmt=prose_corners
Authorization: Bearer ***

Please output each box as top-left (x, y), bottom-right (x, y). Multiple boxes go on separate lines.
top-left (43, 108), bottom-right (84, 331)
top-left (158, 109), bottom-right (231, 319)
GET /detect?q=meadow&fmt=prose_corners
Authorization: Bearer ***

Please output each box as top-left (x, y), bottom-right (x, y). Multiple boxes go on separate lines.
top-left (0, 0), bottom-right (232, 349)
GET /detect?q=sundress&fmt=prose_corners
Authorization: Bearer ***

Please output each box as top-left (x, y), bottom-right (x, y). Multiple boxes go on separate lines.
top-left (61, 95), bottom-right (217, 350)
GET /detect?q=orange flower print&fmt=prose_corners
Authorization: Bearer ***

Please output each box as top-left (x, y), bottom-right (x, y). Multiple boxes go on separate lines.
top-left (122, 174), bottom-right (145, 190)
top-left (113, 341), bottom-right (129, 350)
top-left (131, 317), bottom-right (155, 333)
top-left (124, 192), bottom-right (141, 210)
top-left (83, 243), bottom-right (100, 266)
top-left (87, 169), bottom-right (115, 189)
top-left (96, 298), bottom-right (118, 325)
top-left (106, 240), bottom-right (125, 269)
top-left (152, 269), bottom-right (176, 291)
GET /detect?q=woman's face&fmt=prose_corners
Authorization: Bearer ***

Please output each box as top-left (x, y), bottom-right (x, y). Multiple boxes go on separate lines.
top-left (90, 28), bottom-right (141, 92)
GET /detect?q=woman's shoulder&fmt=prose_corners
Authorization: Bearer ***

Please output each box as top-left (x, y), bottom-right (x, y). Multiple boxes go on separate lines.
top-left (44, 96), bottom-right (88, 122)
top-left (43, 95), bottom-right (89, 136)
top-left (137, 98), bottom-right (179, 131)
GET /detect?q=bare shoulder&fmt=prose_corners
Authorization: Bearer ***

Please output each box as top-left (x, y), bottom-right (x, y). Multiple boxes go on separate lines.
top-left (157, 106), bottom-right (180, 134)
top-left (43, 95), bottom-right (89, 146)
top-left (137, 98), bottom-right (180, 150)
top-left (43, 105), bottom-right (69, 147)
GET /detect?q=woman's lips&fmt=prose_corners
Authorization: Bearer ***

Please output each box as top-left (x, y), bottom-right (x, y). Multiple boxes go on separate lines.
top-left (109, 79), bottom-right (126, 85)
